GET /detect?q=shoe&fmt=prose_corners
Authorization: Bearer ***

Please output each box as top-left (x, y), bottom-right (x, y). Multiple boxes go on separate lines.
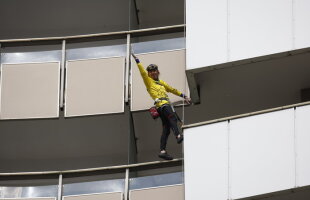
top-left (158, 151), bottom-right (174, 160)
top-left (177, 134), bottom-right (183, 144)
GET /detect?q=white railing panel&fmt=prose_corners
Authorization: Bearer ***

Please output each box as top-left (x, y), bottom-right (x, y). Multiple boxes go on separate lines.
top-left (129, 184), bottom-right (184, 200)
top-left (295, 0), bottom-right (310, 49)
top-left (184, 122), bottom-right (228, 200)
top-left (186, 0), bottom-right (310, 70)
top-left (186, 0), bottom-right (227, 70)
top-left (0, 62), bottom-right (60, 119)
top-left (65, 57), bottom-right (124, 117)
top-left (230, 0), bottom-right (292, 61)
top-left (296, 105), bottom-right (310, 187)
top-left (63, 192), bottom-right (122, 200)
top-left (230, 109), bottom-right (295, 199)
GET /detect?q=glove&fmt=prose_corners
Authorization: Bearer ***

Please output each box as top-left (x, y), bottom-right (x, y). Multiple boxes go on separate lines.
top-left (132, 53), bottom-right (140, 63)
top-left (185, 96), bottom-right (192, 105)
top-left (180, 93), bottom-right (191, 104)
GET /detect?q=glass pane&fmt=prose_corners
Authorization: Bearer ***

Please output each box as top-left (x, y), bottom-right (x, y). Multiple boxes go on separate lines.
top-left (132, 36), bottom-right (185, 54)
top-left (1, 44), bottom-right (61, 64)
top-left (129, 172), bottom-right (183, 190)
top-left (0, 185), bottom-right (58, 198)
top-left (63, 179), bottom-right (124, 196)
top-left (66, 39), bottom-right (126, 61)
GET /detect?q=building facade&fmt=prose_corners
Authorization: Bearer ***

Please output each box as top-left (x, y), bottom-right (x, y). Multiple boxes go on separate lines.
top-left (0, 0), bottom-right (310, 200)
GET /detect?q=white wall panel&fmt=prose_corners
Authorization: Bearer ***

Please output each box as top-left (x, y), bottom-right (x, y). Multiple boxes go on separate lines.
top-left (0, 62), bottom-right (60, 119)
top-left (184, 122), bottom-right (228, 200)
top-left (295, 105), bottom-right (310, 187)
top-left (230, 0), bottom-right (292, 61)
top-left (131, 50), bottom-right (187, 111)
top-left (230, 109), bottom-right (295, 199)
top-left (186, 0), bottom-right (310, 70)
top-left (186, 0), bottom-right (227, 69)
top-left (65, 57), bottom-right (124, 117)
top-left (295, 0), bottom-right (310, 49)
top-left (63, 192), bottom-right (122, 200)
top-left (129, 185), bottom-right (184, 200)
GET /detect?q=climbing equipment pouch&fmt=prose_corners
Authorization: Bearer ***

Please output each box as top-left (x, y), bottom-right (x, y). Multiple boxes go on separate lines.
top-left (149, 106), bottom-right (160, 119)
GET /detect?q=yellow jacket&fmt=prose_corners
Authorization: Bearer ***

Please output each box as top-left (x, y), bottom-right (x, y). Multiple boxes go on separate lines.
top-left (136, 62), bottom-right (182, 108)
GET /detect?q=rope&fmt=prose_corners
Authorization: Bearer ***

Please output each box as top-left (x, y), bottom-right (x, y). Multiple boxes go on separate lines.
top-left (181, 18), bottom-right (186, 195)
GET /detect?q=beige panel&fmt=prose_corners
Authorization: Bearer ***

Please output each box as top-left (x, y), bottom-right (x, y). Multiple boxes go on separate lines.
top-left (130, 184), bottom-right (184, 200)
top-left (0, 198), bottom-right (56, 200)
top-left (0, 62), bottom-right (60, 120)
top-left (131, 49), bottom-right (187, 111)
top-left (63, 192), bottom-right (122, 200)
top-left (65, 57), bottom-right (125, 117)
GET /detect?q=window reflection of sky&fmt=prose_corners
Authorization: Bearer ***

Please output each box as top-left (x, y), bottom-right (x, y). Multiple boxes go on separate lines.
top-left (0, 185), bottom-right (58, 198)
top-left (0, 172), bottom-right (182, 198)
top-left (1, 50), bottom-right (61, 64)
top-left (63, 179), bottom-right (124, 196)
top-left (66, 44), bottom-right (126, 61)
top-left (132, 38), bottom-right (185, 54)
top-left (0, 38), bottom-right (184, 64)
top-left (130, 172), bottom-right (183, 190)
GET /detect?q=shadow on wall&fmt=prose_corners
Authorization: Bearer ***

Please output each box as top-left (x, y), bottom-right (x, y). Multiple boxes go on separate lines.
top-left (184, 52), bottom-right (310, 125)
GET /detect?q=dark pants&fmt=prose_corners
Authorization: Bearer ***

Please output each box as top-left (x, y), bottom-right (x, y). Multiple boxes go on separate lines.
top-left (157, 104), bottom-right (181, 151)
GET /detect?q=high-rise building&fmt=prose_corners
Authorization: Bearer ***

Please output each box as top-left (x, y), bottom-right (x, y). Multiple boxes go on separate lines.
top-left (0, 1), bottom-right (309, 200)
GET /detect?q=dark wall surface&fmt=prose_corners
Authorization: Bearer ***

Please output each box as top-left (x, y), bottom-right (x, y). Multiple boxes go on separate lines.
top-left (0, 110), bottom-right (130, 173)
top-left (132, 107), bottom-right (183, 163)
top-left (184, 51), bottom-right (310, 125)
top-left (0, 0), bottom-right (130, 39)
top-left (134, 0), bottom-right (184, 29)
top-left (0, 0), bottom-right (184, 40)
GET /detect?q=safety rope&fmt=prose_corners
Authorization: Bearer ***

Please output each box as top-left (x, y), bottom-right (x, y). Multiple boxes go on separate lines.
top-left (182, 20), bottom-right (186, 196)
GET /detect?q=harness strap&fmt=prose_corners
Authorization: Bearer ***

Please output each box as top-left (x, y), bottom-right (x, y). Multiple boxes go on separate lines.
top-left (158, 103), bottom-right (183, 124)
top-left (154, 97), bottom-right (169, 105)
